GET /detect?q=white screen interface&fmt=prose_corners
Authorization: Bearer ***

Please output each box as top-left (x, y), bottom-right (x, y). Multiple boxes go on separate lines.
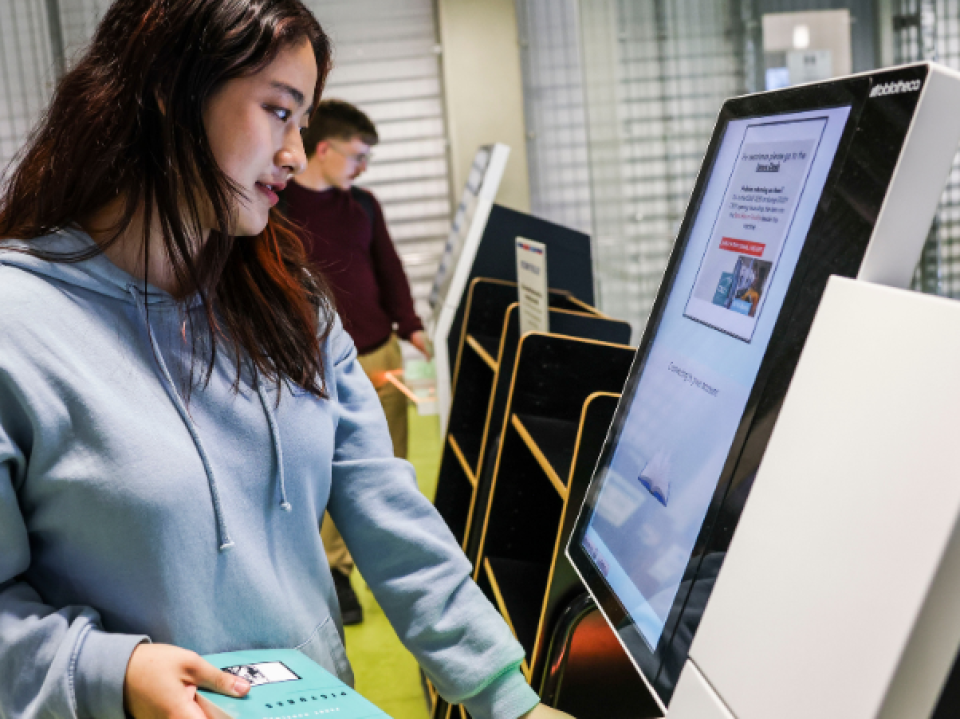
top-left (583, 106), bottom-right (851, 650)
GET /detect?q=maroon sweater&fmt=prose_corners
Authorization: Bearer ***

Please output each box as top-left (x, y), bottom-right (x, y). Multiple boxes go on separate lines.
top-left (283, 181), bottom-right (424, 355)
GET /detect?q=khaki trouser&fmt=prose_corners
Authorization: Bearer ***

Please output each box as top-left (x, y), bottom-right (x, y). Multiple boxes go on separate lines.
top-left (322, 335), bottom-right (407, 575)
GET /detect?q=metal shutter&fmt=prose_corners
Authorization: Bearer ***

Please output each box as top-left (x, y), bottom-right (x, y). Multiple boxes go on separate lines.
top-left (515, 0), bottom-right (593, 237)
top-left (306, 0), bottom-right (453, 329)
top-left (0, 0), bottom-right (56, 170)
top-left (57, 0), bottom-right (109, 65)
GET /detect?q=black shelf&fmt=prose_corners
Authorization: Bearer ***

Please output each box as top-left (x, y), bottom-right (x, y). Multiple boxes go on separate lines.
top-left (472, 336), bottom-right (637, 695)
top-left (464, 335), bottom-right (497, 371)
top-left (433, 444), bottom-right (475, 548)
top-left (468, 333), bottom-right (500, 366)
top-left (548, 294), bottom-right (584, 312)
top-left (432, 278), bottom-right (638, 719)
top-left (512, 414), bottom-right (580, 490)
top-left (450, 432), bottom-right (482, 476)
top-left (485, 556), bottom-right (551, 659)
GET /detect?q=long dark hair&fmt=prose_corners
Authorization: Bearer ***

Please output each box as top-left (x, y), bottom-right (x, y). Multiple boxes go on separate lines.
top-left (0, 0), bottom-right (335, 398)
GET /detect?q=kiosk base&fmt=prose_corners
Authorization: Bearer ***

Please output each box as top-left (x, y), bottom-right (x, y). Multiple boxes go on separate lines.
top-left (669, 662), bottom-right (732, 719)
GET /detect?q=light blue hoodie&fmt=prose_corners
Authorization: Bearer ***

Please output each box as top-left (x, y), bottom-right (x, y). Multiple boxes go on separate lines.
top-left (0, 228), bottom-right (539, 719)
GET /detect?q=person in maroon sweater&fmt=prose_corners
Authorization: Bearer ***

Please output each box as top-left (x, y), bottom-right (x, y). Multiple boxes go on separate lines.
top-left (282, 99), bottom-right (430, 624)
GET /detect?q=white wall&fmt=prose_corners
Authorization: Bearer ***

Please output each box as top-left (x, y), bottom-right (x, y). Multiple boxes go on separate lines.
top-left (515, 0), bottom-right (593, 235)
top-left (436, 0), bottom-right (531, 213)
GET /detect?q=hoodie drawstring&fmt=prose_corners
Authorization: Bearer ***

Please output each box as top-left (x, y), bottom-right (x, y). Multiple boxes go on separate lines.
top-left (256, 380), bottom-right (291, 512)
top-left (128, 286), bottom-right (236, 551)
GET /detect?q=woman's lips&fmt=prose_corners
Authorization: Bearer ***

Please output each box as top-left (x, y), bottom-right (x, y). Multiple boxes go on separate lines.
top-left (256, 181), bottom-right (280, 206)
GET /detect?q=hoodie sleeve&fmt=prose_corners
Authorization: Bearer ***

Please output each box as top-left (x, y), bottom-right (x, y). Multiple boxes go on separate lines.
top-left (0, 380), bottom-right (147, 719)
top-left (323, 317), bottom-right (540, 719)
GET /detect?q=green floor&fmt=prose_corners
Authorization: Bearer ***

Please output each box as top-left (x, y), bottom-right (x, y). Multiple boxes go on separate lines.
top-left (344, 407), bottom-right (443, 719)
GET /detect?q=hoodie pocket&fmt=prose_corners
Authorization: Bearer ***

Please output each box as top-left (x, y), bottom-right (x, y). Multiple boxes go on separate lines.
top-left (295, 616), bottom-right (355, 687)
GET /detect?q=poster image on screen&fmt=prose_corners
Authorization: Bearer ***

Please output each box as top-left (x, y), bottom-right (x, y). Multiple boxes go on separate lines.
top-left (685, 119), bottom-right (828, 342)
top-left (582, 106), bottom-right (851, 651)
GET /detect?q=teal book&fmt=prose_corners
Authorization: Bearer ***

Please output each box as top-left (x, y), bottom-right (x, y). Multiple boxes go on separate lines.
top-left (197, 648), bottom-right (392, 719)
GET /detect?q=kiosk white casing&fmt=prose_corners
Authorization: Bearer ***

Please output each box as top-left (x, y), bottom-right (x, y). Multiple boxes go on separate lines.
top-left (668, 63), bottom-right (960, 719)
top-left (670, 278), bottom-right (960, 719)
top-left (856, 66), bottom-right (960, 288)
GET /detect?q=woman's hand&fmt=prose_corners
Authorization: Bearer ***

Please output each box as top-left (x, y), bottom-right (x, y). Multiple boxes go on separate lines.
top-left (124, 643), bottom-right (250, 719)
top-left (520, 704), bottom-right (576, 719)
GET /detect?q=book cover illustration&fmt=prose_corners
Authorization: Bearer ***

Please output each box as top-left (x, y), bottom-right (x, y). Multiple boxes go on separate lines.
top-left (712, 256), bottom-right (773, 317)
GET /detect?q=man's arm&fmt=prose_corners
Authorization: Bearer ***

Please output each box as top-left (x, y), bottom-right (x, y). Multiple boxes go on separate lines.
top-left (362, 190), bottom-right (426, 345)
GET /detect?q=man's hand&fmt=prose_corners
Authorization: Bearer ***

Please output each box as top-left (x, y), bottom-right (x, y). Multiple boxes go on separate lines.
top-left (124, 644), bottom-right (250, 719)
top-left (520, 704), bottom-right (576, 719)
top-left (409, 330), bottom-right (432, 360)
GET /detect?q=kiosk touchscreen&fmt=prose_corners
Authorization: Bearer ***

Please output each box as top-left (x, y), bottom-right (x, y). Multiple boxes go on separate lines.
top-left (567, 62), bottom-right (960, 713)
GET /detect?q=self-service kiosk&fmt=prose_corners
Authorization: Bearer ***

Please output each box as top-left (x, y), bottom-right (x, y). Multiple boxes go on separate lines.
top-left (565, 62), bottom-right (960, 718)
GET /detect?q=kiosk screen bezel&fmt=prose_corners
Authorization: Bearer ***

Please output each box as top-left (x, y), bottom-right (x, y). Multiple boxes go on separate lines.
top-left (567, 64), bottom-right (930, 707)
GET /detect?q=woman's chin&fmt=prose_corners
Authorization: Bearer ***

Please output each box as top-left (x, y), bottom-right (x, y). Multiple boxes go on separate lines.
top-left (233, 213), bottom-right (269, 237)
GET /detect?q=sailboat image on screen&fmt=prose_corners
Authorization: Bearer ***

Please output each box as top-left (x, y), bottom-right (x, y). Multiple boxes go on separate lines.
top-left (638, 449), bottom-right (672, 507)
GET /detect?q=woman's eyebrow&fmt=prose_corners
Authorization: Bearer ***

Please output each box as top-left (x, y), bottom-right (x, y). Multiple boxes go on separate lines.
top-left (270, 81), bottom-right (306, 108)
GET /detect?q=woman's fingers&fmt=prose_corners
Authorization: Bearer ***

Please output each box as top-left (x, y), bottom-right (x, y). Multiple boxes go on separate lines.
top-left (196, 692), bottom-right (239, 719)
top-left (183, 653), bottom-right (250, 697)
top-left (124, 643), bottom-right (250, 719)
top-left (179, 692), bottom-right (213, 719)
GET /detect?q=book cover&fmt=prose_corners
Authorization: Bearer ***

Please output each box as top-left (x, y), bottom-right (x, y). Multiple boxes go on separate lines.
top-left (197, 648), bottom-right (391, 719)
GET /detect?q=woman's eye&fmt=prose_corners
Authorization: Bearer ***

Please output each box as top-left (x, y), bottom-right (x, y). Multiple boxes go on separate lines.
top-left (267, 105), bottom-right (292, 122)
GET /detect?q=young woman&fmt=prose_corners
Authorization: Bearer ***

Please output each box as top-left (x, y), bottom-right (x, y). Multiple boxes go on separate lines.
top-left (0, 2), bottom-right (572, 718)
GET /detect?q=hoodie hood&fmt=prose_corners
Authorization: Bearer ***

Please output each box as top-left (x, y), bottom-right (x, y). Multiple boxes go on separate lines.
top-left (0, 227), bottom-right (175, 305)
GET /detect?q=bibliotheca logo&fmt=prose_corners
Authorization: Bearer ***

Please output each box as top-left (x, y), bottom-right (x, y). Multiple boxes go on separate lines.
top-left (869, 79), bottom-right (923, 98)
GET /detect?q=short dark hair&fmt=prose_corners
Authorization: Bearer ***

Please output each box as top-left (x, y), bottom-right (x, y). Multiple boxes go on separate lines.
top-left (303, 99), bottom-right (378, 157)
